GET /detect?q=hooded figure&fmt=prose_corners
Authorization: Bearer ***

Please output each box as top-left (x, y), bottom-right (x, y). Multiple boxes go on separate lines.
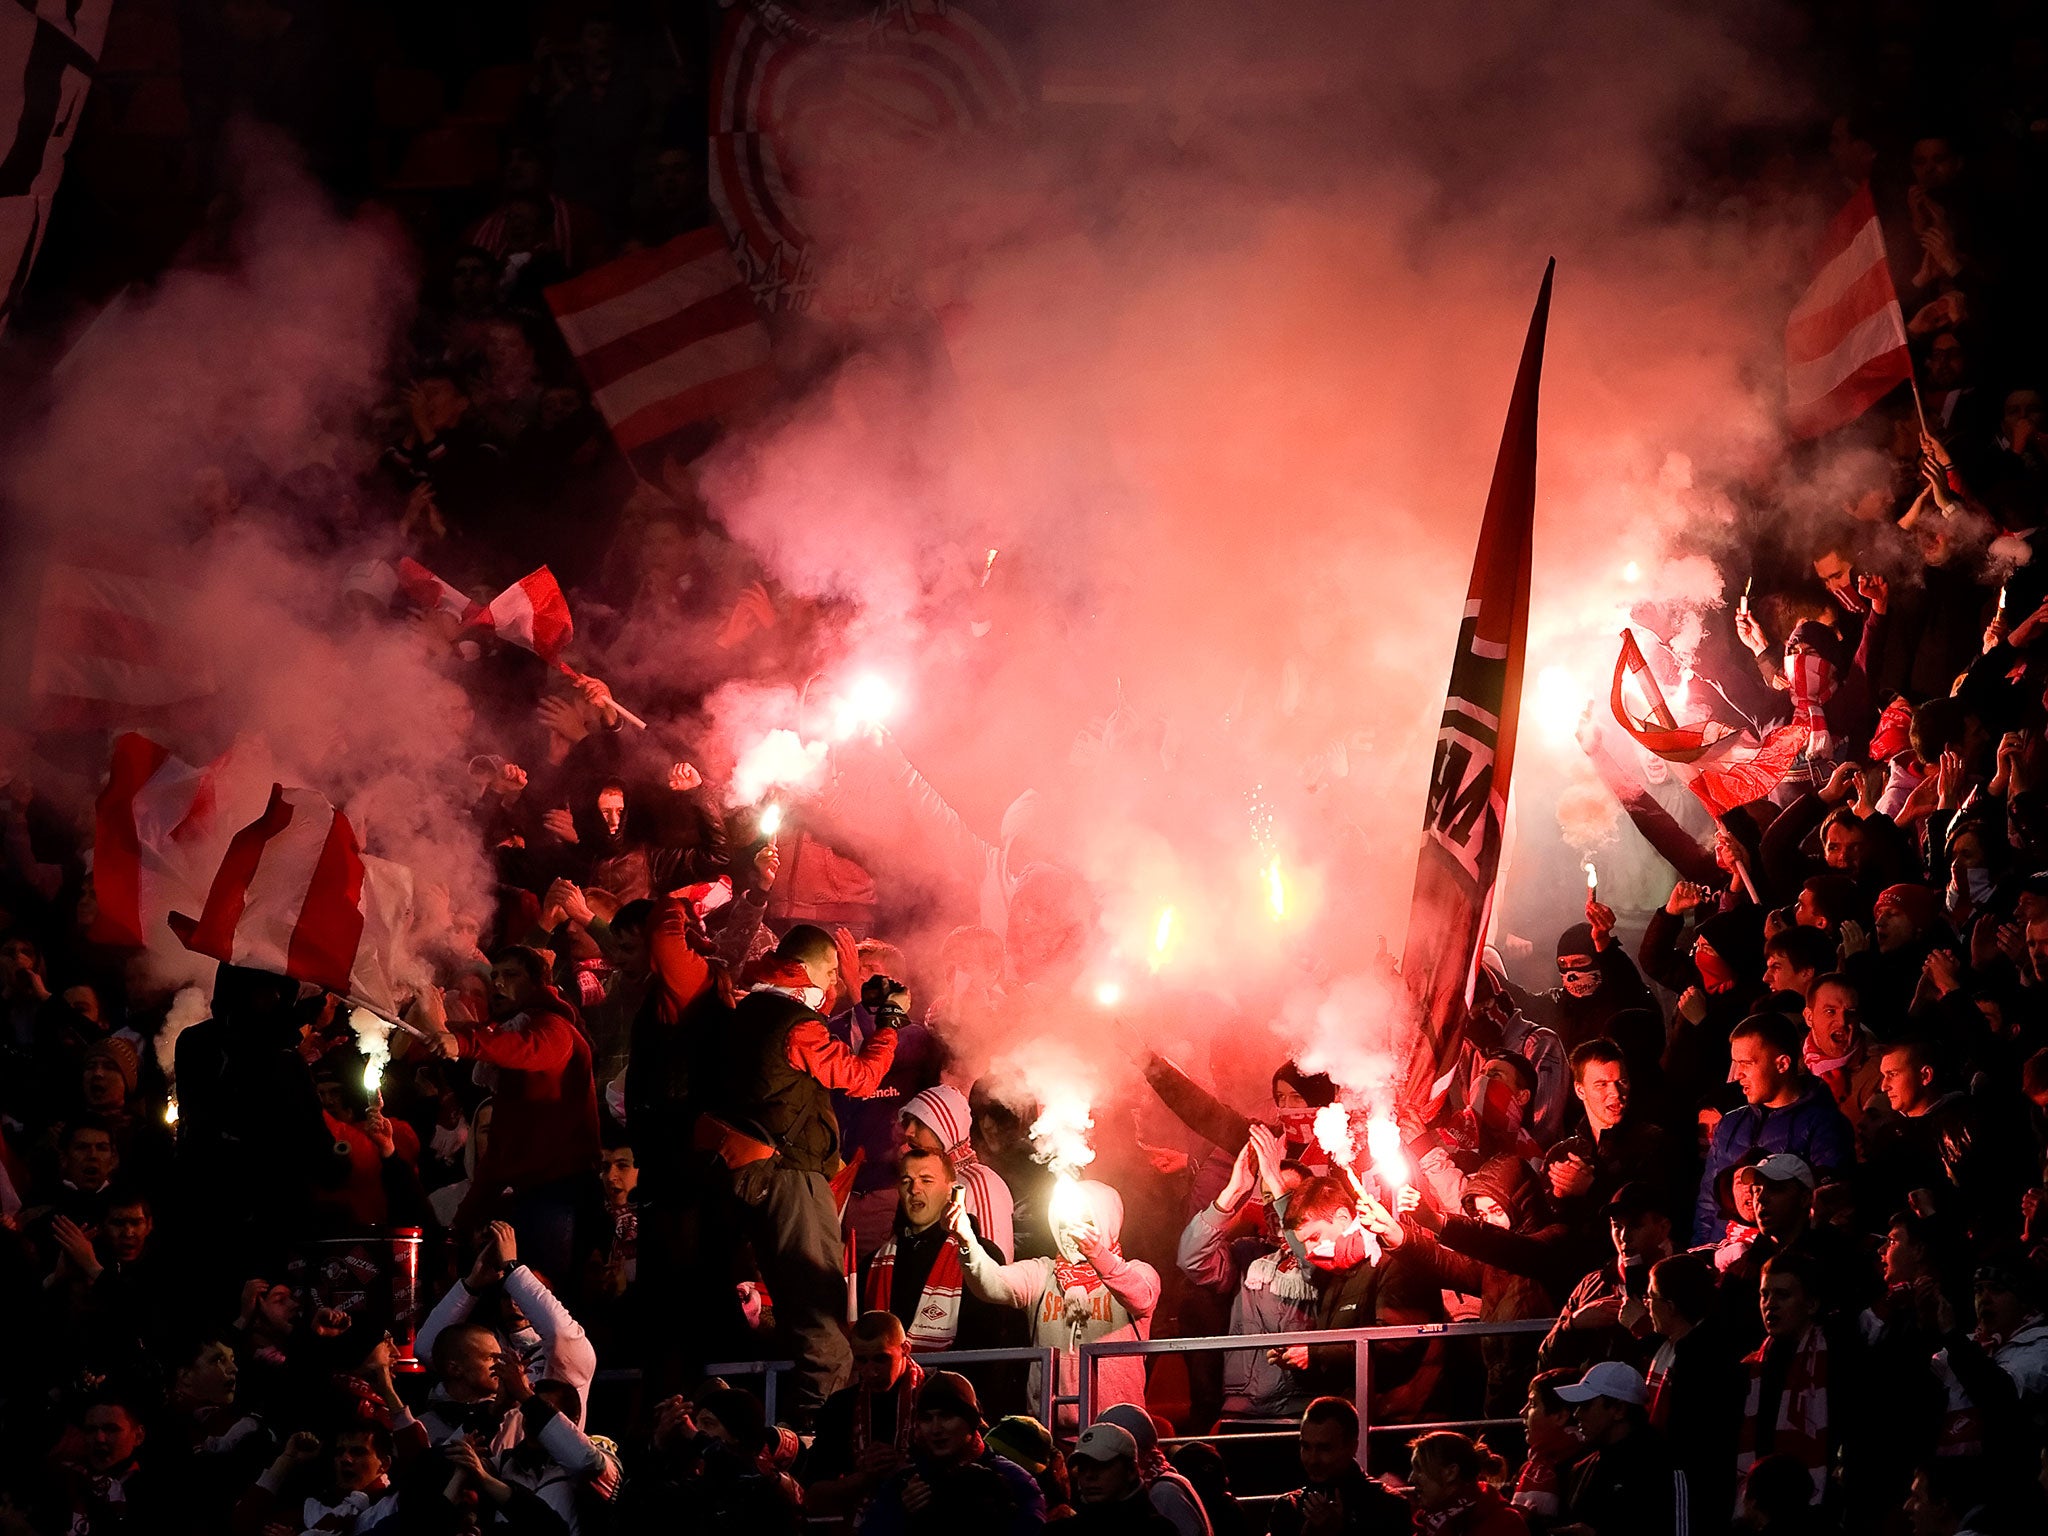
top-left (1095, 1404), bottom-right (1212, 1536)
top-left (1538, 923), bottom-right (1656, 1053)
top-left (953, 1178), bottom-right (1160, 1426)
top-left (902, 1085), bottom-right (1015, 1260)
top-left (1640, 902), bottom-right (1765, 1106)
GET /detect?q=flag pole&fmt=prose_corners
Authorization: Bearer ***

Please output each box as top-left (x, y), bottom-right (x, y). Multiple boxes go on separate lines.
top-left (555, 660), bottom-right (648, 730)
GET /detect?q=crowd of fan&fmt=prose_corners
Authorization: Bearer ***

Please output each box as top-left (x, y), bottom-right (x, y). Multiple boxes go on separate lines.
top-left (14, 3), bottom-right (2048, 1536)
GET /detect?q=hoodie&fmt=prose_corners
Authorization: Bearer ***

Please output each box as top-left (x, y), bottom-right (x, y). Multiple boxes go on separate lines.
top-left (902, 1085), bottom-right (1015, 1259)
top-left (957, 1179), bottom-right (1159, 1426)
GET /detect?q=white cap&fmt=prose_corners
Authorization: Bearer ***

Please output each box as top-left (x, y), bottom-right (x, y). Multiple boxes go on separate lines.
top-left (1553, 1360), bottom-right (1649, 1407)
top-left (1071, 1422), bottom-right (1139, 1464)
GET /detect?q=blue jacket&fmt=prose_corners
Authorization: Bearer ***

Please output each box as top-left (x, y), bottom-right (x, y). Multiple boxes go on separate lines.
top-left (1693, 1078), bottom-right (1855, 1243)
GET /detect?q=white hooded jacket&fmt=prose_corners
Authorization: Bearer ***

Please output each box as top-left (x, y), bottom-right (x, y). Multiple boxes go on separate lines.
top-left (956, 1178), bottom-right (1158, 1427)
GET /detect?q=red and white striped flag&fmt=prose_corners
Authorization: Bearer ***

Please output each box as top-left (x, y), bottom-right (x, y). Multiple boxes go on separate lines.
top-left (470, 567), bottom-right (573, 663)
top-left (27, 536), bottom-right (215, 732)
top-left (545, 227), bottom-right (773, 463)
top-left (91, 732), bottom-right (272, 950)
top-left (1786, 184), bottom-right (1914, 438)
top-left (171, 785), bottom-right (415, 1018)
top-left (396, 558), bottom-right (481, 622)
top-left (1610, 629), bottom-right (1808, 816)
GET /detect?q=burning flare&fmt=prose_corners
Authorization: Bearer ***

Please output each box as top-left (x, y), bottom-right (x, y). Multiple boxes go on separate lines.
top-left (759, 801), bottom-right (783, 838)
top-left (1149, 906), bottom-right (1175, 971)
top-left (351, 1006), bottom-right (394, 1095)
top-left (1366, 1114), bottom-right (1409, 1188)
top-left (1093, 979), bottom-right (1124, 1008)
top-left (1263, 857), bottom-right (1286, 920)
top-left (1313, 1103), bottom-right (1356, 1167)
top-left (832, 672), bottom-right (899, 738)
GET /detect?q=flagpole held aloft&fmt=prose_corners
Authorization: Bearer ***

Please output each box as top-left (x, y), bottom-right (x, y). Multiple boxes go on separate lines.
top-left (1396, 258), bottom-right (1553, 1120)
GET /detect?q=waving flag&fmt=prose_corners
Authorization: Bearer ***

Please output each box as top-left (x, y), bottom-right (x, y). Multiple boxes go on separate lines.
top-left (1786, 184), bottom-right (1914, 438)
top-left (26, 535), bottom-right (215, 733)
top-left (545, 227), bottom-right (772, 468)
top-left (396, 558), bottom-right (481, 623)
top-left (1398, 261), bottom-right (1552, 1120)
top-left (1609, 628), bottom-right (1807, 816)
top-left (91, 733), bottom-right (271, 950)
top-left (470, 567), bottom-right (573, 663)
top-left (171, 785), bottom-right (415, 1018)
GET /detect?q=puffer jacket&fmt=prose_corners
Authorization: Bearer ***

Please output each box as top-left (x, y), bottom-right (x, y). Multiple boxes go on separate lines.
top-left (1693, 1078), bottom-right (1855, 1243)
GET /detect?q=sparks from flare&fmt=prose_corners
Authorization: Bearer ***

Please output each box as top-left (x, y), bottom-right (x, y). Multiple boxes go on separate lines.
top-left (1149, 906), bottom-right (1175, 972)
top-left (163, 1097), bottom-right (179, 1127)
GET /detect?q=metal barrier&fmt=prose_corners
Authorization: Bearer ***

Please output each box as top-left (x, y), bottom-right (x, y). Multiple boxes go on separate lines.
top-left (705, 1346), bottom-right (1071, 1426)
top-left (704, 1358), bottom-right (796, 1423)
top-left (911, 1345), bottom-right (1067, 1428)
top-left (1079, 1317), bottom-right (1558, 1471)
top-left (708, 1313), bottom-right (1558, 1463)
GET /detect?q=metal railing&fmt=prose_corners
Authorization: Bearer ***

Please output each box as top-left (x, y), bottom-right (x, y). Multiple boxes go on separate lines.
top-left (1079, 1317), bottom-right (1558, 1470)
top-left (704, 1358), bottom-right (797, 1422)
top-left (704, 1313), bottom-right (1559, 1468)
top-left (705, 1346), bottom-right (1068, 1426)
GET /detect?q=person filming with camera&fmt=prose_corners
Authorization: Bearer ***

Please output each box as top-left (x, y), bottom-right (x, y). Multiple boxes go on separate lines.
top-left (713, 925), bottom-right (905, 1423)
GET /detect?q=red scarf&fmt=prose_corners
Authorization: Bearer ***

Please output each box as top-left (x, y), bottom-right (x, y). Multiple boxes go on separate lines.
top-left (864, 1231), bottom-right (965, 1352)
top-left (1802, 1031), bottom-right (1865, 1107)
top-left (1646, 1337), bottom-right (1676, 1430)
top-left (1051, 1241), bottom-right (1122, 1296)
top-left (1787, 653), bottom-right (1837, 758)
top-left (1511, 1453), bottom-right (1560, 1518)
top-left (850, 1360), bottom-right (924, 1457)
top-left (1737, 1326), bottom-right (1830, 1502)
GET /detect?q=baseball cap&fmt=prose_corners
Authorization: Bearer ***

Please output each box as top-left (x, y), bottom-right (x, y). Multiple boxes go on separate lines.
top-left (915, 1371), bottom-right (985, 1428)
top-left (1601, 1181), bottom-right (1666, 1222)
top-left (1753, 1153), bottom-right (1815, 1189)
top-left (1553, 1361), bottom-right (1649, 1407)
top-left (1071, 1422), bottom-right (1139, 1464)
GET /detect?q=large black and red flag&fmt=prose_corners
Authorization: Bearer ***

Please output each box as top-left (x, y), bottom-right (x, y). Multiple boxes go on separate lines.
top-left (1398, 260), bottom-right (1553, 1120)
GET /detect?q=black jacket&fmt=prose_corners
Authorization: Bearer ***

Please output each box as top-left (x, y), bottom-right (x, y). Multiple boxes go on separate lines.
top-left (1265, 1463), bottom-right (1410, 1536)
top-left (1563, 1423), bottom-right (1687, 1536)
top-left (719, 989), bottom-right (843, 1173)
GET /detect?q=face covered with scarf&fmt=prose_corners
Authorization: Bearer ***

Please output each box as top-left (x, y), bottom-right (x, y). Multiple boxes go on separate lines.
top-left (1269, 1063), bottom-right (1338, 1150)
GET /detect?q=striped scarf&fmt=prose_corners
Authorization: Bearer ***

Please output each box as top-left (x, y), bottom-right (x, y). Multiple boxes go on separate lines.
top-left (851, 1360), bottom-right (924, 1457)
top-left (1510, 1453), bottom-right (1561, 1518)
top-left (1646, 1337), bottom-right (1677, 1431)
top-left (865, 1231), bottom-right (965, 1352)
top-left (1787, 653), bottom-right (1837, 759)
top-left (1737, 1326), bottom-right (1830, 1503)
top-left (1802, 1031), bottom-right (1865, 1106)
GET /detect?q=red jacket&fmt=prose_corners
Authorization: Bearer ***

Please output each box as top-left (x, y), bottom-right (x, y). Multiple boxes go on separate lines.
top-left (452, 992), bottom-right (598, 1229)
